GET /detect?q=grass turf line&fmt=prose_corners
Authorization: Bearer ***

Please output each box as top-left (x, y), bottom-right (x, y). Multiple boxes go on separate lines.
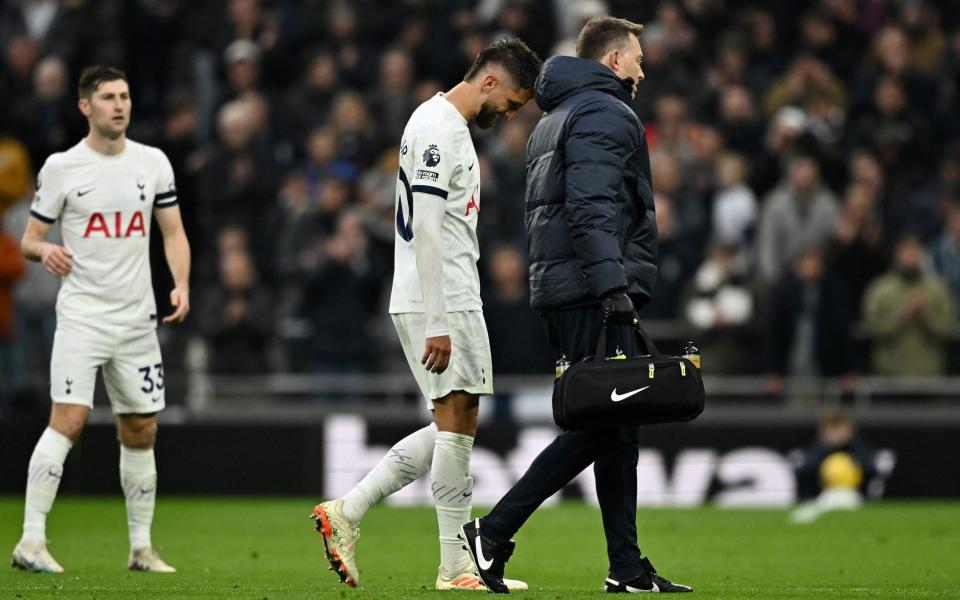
top-left (1, 497), bottom-right (958, 598)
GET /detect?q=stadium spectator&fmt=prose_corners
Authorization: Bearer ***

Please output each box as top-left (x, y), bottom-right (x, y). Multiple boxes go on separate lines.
top-left (681, 241), bottom-right (756, 375)
top-left (765, 248), bottom-right (855, 394)
top-left (479, 116), bottom-right (533, 248)
top-left (300, 211), bottom-right (382, 373)
top-left (10, 55), bottom-right (84, 170)
top-left (2, 35), bottom-right (40, 100)
top-left (790, 407), bottom-right (877, 523)
top-left (482, 245), bottom-right (553, 376)
top-left (797, 8), bottom-right (860, 80)
top-left (929, 202), bottom-right (960, 318)
top-left (367, 48), bottom-right (417, 151)
top-left (851, 26), bottom-right (938, 117)
top-left (863, 234), bottom-right (954, 376)
top-left (763, 55), bottom-right (845, 118)
top-left (280, 51), bottom-right (339, 149)
top-left (828, 182), bottom-right (888, 319)
top-left (3, 196), bottom-right (59, 403)
top-left (794, 407), bottom-right (877, 499)
top-left (900, 146), bottom-right (960, 241)
top-left (197, 98), bottom-right (281, 266)
top-left (221, 39), bottom-right (263, 106)
top-left (710, 151), bottom-right (757, 262)
top-left (651, 150), bottom-right (707, 255)
top-left (0, 222), bottom-right (26, 406)
top-left (716, 84), bottom-right (764, 157)
top-left (328, 92), bottom-right (378, 168)
top-left (0, 1), bottom-right (80, 64)
top-left (851, 75), bottom-right (931, 204)
top-left (197, 239), bottom-right (273, 375)
top-left (757, 154), bottom-right (839, 285)
top-left (298, 125), bottom-right (358, 196)
top-left (643, 193), bottom-right (698, 319)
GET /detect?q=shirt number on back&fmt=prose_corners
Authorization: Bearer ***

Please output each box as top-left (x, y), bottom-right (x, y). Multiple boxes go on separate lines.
top-left (396, 168), bottom-right (414, 241)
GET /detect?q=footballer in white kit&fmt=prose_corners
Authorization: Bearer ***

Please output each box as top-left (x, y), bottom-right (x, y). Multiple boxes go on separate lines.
top-left (12, 67), bottom-right (190, 575)
top-left (389, 92), bottom-right (492, 404)
top-left (34, 138), bottom-right (178, 412)
top-left (311, 40), bottom-right (542, 592)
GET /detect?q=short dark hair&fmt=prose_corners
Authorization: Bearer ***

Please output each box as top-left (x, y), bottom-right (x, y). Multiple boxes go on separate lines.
top-left (464, 38), bottom-right (542, 92)
top-left (576, 16), bottom-right (644, 61)
top-left (78, 66), bottom-right (128, 99)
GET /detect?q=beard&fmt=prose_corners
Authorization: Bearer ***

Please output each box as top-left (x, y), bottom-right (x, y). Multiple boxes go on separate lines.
top-left (475, 101), bottom-right (499, 129)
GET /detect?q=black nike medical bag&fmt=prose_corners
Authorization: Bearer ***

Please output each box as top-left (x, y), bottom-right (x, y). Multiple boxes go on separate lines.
top-left (552, 322), bottom-right (705, 430)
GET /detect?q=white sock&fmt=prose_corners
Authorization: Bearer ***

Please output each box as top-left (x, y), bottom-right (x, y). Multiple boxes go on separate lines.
top-left (21, 428), bottom-right (73, 544)
top-left (120, 446), bottom-right (157, 551)
top-left (340, 423), bottom-right (437, 523)
top-left (432, 431), bottom-right (474, 577)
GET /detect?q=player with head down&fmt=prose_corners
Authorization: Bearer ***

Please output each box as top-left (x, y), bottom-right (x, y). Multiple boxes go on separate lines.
top-left (311, 39), bottom-right (542, 591)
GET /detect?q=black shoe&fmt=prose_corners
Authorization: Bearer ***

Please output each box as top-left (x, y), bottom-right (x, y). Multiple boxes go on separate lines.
top-left (459, 518), bottom-right (515, 594)
top-left (604, 557), bottom-right (693, 593)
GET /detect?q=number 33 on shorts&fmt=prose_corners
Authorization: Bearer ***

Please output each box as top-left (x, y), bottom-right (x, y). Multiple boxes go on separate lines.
top-left (138, 363), bottom-right (165, 393)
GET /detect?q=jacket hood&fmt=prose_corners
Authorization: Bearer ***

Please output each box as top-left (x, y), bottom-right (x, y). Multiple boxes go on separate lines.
top-left (534, 55), bottom-right (633, 111)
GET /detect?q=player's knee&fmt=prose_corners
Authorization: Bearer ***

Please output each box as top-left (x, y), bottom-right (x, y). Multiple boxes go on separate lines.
top-left (49, 404), bottom-right (89, 441)
top-left (50, 420), bottom-right (85, 442)
top-left (434, 392), bottom-right (479, 435)
top-left (118, 417), bottom-right (157, 449)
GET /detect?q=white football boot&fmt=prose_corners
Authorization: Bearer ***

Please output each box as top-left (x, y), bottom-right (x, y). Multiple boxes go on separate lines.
top-left (11, 540), bottom-right (64, 573)
top-left (128, 547), bottom-right (176, 572)
top-left (311, 499), bottom-right (360, 587)
top-left (436, 567), bottom-right (529, 591)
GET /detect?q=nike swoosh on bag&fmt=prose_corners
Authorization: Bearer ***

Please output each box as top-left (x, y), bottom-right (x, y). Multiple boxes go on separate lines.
top-left (610, 386), bottom-right (651, 402)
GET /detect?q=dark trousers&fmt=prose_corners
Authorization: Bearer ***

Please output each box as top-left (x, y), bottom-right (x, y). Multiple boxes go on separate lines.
top-left (483, 304), bottom-right (644, 581)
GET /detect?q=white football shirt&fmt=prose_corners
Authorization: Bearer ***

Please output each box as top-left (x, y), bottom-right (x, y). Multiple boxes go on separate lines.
top-left (31, 139), bottom-right (178, 328)
top-left (389, 93), bottom-right (482, 316)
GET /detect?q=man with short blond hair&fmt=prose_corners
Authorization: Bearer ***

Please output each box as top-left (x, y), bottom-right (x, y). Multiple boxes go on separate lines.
top-left (462, 17), bottom-right (692, 594)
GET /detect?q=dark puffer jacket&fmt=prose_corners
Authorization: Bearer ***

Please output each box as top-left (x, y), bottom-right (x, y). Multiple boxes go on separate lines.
top-left (525, 56), bottom-right (657, 311)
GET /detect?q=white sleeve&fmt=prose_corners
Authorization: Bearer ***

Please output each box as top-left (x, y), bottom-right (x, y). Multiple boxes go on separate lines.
top-left (153, 150), bottom-right (178, 208)
top-left (409, 130), bottom-right (459, 337)
top-left (30, 156), bottom-right (67, 224)
top-left (412, 192), bottom-right (449, 337)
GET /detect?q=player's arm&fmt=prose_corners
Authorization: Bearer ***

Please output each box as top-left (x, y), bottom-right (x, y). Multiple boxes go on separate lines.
top-left (412, 191), bottom-right (450, 374)
top-left (409, 133), bottom-right (456, 374)
top-left (154, 204), bottom-right (191, 324)
top-left (24, 156), bottom-right (71, 277)
top-left (21, 217), bottom-right (73, 277)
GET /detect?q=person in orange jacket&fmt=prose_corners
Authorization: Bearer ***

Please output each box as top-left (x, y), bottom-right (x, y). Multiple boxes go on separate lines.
top-left (0, 224), bottom-right (27, 405)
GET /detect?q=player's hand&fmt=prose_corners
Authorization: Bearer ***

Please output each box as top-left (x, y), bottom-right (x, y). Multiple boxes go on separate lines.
top-left (39, 243), bottom-right (73, 277)
top-left (421, 335), bottom-right (451, 374)
top-left (163, 287), bottom-right (190, 324)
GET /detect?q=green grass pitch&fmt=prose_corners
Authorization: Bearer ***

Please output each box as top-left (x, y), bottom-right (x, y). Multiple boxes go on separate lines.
top-left (1, 497), bottom-right (958, 598)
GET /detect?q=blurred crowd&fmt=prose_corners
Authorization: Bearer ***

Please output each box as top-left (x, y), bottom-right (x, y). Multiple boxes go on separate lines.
top-left (2, 0), bottom-right (960, 399)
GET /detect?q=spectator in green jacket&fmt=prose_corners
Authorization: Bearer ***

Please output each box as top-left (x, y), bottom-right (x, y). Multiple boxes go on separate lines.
top-left (863, 234), bottom-right (954, 376)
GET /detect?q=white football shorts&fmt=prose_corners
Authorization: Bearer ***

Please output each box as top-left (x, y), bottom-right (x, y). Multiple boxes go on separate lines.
top-left (50, 319), bottom-right (166, 414)
top-left (391, 310), bottom-right (494, 408)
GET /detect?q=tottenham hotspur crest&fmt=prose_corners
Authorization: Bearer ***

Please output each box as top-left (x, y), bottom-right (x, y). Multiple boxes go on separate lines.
top-left (422, 144), bottom-right (440, 168)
